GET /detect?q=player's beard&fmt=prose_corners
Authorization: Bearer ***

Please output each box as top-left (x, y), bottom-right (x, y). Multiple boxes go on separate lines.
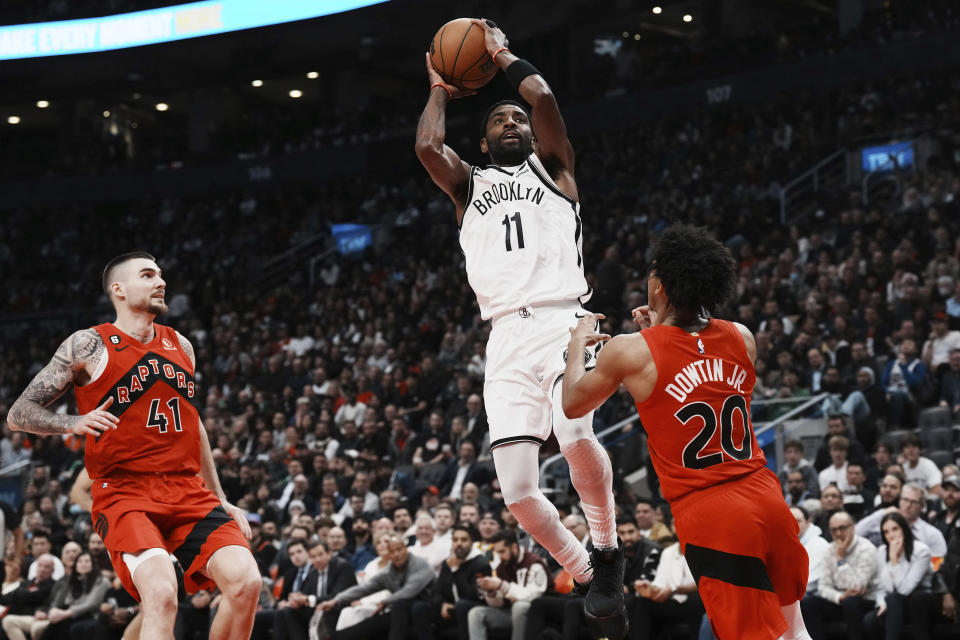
top-left (147, 298), bottom-right (168, 315)
top-left (489, 135), bottom-right (533, 167)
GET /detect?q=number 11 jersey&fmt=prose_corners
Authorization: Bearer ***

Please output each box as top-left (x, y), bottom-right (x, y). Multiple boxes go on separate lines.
top-left (75, 323), bottom-right (201, 479)
top-left (458, 154), bottom-right (591, 320)
top-left (635, 319), bottom-right (766, 502)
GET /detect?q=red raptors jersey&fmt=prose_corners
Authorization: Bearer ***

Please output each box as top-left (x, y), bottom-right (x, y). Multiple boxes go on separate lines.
top-left (635, 319), bottom-right (765, 502)
top-left (75, 323), bottom-right (201, 479)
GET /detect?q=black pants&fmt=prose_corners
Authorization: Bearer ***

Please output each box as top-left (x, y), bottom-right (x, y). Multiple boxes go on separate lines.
top-left (907, 590), bottom-right (954, 640)
top-left (864, 592), bottom-right (908, 640)
top-left (627, 594), bottom-right (703, 640)
top-left (410, 598), bottom-right (478, 640)
top-left (526, 595), bottom-right (587, 640)
top-left (334, 599), bottom-right (414, 640)
top-left (801, 594), bottom-right (874, 640)
top-left (274, 605), bottom-right (313, 640)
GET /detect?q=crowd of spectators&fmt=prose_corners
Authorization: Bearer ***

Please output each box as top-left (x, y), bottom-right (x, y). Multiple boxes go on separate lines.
top-left (0, 9), bottom-right (960, 640)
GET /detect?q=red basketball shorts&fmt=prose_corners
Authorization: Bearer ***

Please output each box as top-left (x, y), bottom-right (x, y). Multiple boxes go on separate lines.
top-left (672, 467), bottom-right (809, 640)
top-left (90, 472), bottom-right (248, 601)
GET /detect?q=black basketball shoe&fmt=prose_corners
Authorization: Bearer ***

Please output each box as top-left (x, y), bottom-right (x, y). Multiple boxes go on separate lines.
top-left (583, 538), bottom-right (628, 640)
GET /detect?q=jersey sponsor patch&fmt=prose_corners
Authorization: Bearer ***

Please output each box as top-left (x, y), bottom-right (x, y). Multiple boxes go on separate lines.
top-left (161, 337), bottom-right (177, 351)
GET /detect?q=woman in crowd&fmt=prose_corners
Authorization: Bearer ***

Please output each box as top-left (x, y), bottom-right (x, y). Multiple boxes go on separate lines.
top-left (41, 551), bottom-right (110, 639)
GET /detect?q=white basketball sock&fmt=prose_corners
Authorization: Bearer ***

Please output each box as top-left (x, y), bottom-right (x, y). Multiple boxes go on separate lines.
top-left (780, 601), bottom-right (813, 640)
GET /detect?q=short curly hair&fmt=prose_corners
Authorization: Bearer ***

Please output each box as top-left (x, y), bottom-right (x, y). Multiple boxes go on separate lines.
top-left (647, 224), bottom-right (736, 315)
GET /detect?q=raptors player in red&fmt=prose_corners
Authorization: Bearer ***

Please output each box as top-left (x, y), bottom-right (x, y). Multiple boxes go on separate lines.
top-left (561, 225), bottom-right (812, 640)
top-left (8, 252), bottom-right (261, 640)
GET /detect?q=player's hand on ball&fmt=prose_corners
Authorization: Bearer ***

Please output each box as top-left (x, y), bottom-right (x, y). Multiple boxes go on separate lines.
top-left (71, 396), bottom-right (119, 436)
top-left (471, 18), bottom-right (508, 57)
top-left (424, 52), bottom-right (475, 99)
top-left (631, 305), bottom-right (659, 329)
top-left (569, 313), bottom-right (611, 347)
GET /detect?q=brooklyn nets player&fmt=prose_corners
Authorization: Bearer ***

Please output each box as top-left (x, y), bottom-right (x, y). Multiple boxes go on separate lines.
top-left (416, 19), bottom-right (625, 639)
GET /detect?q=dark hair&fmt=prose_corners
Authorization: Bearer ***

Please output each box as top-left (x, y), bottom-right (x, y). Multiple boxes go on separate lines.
top-left (306, 539), bottom-right (330, 552)
top-left (102, 251), bottom-right (156, 296)
top-left (615, 515), bottom-right (637, 528)
top-left (479, 99), bottom-right (529, 138)
top-left (784, 439), bottom-right (804, 453)
top-left (880, 512), bottom-right (915, 562)
top-left (634, 497), bottom-right (656, 509)
top-left (900, 433), bottom-right (922, 450)
top-left (490, 529), bottom-right (518, 547)
top-left (647, 224), bottom-right (736, 315)
top-left (68, 551), bottom-right (99, 599)
top-left (287, 539), bottom-right (308, 554)
top-left (451, 523), bottom-right (479, 541)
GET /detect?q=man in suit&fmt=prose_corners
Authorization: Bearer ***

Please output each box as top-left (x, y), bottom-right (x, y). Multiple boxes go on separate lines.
top-left (276, 540), bottom-right (357, 640)
top-left (0, 554), bottom-right (57, 639)
top-left (439, 441), bottom-right (490, 501)
top-left (252, 539), bottom-right (312, 640)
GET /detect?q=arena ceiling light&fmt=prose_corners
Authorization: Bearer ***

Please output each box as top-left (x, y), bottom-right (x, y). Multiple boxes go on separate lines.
top-left (288, 89), bottom-right (303, 98)
top-left (7, 116), bottom-right (20, 124)
top-left (306, 71), bottom-right (319, 79)
top-left (683, 14), bottom-right (693, 23)
top-left (155, 102), bottom-right (169, 111)
top-left (36, 100), bottom-right (49, 108)
top-left (251, 79), bottom-right (263, 87)
top-left (652, 6), bottom-right (662, 14)
top-left (102, 110), bottom-right (111, 117)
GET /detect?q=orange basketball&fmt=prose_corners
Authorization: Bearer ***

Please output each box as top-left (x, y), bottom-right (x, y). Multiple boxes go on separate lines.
top-left (429, 18), bottom-right (499, 90)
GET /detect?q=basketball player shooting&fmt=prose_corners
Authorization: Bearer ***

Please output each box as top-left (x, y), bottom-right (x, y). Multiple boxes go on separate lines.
top-left (561, 225), bottom-right (812, 640)
top-left (416, 19), bottom-right (627, 640)
top-left (8, 252), bottom-right (261, 640)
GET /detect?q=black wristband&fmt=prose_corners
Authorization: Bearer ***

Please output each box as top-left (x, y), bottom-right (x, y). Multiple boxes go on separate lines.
top-left (505, 58), bottom-right (541, 92)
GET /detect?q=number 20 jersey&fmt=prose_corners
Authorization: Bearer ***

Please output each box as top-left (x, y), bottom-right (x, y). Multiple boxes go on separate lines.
top-left (634, 319), bottom-right (766, 502)
top-left (458, 154), bottom-right (591, 320)
top-left (74, 323), bottom-right (201, 479)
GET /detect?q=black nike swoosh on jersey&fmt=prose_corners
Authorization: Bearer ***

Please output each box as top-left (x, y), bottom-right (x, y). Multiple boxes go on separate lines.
top-left (115, 345), bottom-right (129, 352)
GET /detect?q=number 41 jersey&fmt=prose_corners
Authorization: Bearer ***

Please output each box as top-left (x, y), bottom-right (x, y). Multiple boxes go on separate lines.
top-left (74, 323), bottom-right (201, 479)
top-left (635, 319), bottom-right (766, 502)
top-left (459, 154), bottom-right (591, 320)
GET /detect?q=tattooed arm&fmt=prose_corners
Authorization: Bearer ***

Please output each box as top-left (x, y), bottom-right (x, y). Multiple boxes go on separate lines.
top-left (175, 330), bottom-right (195, 368)
top-left (8, 330), bottom-right (118, 437)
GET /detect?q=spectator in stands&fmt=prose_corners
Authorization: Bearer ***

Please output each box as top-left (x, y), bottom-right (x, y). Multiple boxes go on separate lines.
top-left (907, 494), bottom-right (960, 639)
top-left (853, 367), bottom-right (886, 450)
top-left (814, 415), bottom-right (866, 472)
top-left (801, 511), bottom-right (879, 640)
top-left (819, 436), bottom-right (852, 492)
top-left (634, 498), bottom-right (673, 546)
top-left (335, 531), bottom-right (392, 633)
top-left (412, 524), bottom-right (490, 640)
top-left (433, 503), bottom-right (455, 544)
top-left (349, 515), bottom-right (376, 573)
top-left (922, 312), bottom-right (960, 375)
top-left (326, 527), bottom-right (352, 565)
top-left (319, 533), bottom-right (435, 640)
top-left (411, 410), bottom-right (453, 472)
top-left (628, 522), bottom-right (701, 640)
top-left (791, 507), bottom-right (830, 595)
top-left (785, 470), bottom-right (815, 508)
top-left (882, 338), bottom-right (926, 428)
top-left (842, 463), bottom-right (875, 520)
top-left (410, 514), bottom-right (450, 574)
top-left (855, 483), bottom-right (947, 558)
top-left (899, 434), bottom-right (944, 497)
top-left (458, 504), bottom-right (480, 528)
top-left (813, 484), bottom-right (845, 542)
top-left (24, 532), bottom-right (64, 581)
top-left (468, 530), bottom-right (548, 640)
top-left (779, 439), bottom-right (820, 498)
top-left (59, 542), bottom-right (81, 577)
top-left (279, 540), bottom-right (356, 640)
top-left (938, 349), bottom-right (960, 418)
top-left (439, 441), bottom-right (488, 501)
top-left (0, 554), bottom-right (58, 640)
top-left (875, 472), bottom-right (905, 512)
top-left (864, 512), bottom-right (933, 640)
top-left (253, 538), bottom-right (313, 640)
top-left (43, 551), bottom-right (110, 637)
top-left (931, 474), bottom-right (960, 539)
top-left (393, 507), bottom-right (415, 542)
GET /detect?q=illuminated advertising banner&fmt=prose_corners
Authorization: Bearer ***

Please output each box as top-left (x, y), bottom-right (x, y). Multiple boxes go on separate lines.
top-left (0, 0), bottom-right (387, 60)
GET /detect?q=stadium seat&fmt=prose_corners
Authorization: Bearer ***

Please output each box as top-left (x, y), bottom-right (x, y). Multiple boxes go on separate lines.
top-left (921, 427), bottom-right (954, 453)
top-left (928, 449), bottom-right (956, 469)
top-left (883, 429), bottom-right (912, 452)
top-left (918, 406), bottom-right (951, 431)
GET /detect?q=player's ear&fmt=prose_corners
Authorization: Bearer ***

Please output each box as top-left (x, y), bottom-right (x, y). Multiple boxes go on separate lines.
top-left (480, 137), bottom-right (488, 154)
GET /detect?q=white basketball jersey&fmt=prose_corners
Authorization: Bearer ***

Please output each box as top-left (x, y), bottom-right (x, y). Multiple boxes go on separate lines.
top-left (459, 154), bottom-right (591, 320)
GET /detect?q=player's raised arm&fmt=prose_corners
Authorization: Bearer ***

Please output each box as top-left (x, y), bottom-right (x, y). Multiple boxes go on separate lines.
top-left (473, 19), bottom-right (576, 199)
top-left (8, 330), bottom-right (118, 437)
top-left (415, 52), bottom-right (473, 215)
